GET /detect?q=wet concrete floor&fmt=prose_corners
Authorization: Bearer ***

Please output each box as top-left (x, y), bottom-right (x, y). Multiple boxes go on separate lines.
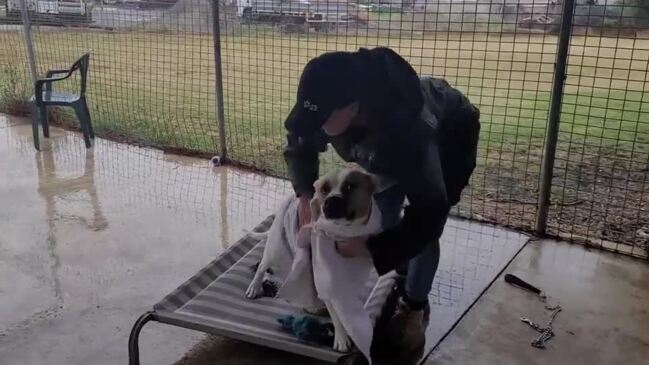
top-left (0, 115), bottom-right (298, 364)
top-left (2, 115), bottom-right (648, 364)
top-left (426, 239), bottom-right (649, 365)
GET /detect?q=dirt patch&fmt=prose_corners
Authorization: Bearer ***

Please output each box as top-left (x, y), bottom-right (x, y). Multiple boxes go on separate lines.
top-left (455, 142), bottom-right (649, 258)
top-left (547, 144), bottom-right (649, 256)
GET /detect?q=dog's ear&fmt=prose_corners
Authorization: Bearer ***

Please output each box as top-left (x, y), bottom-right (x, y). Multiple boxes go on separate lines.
top-left (364, 172), bottom-right (379, 194)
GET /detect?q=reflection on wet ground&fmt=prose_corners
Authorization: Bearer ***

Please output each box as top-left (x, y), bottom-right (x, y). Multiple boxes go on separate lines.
top-left (424, 219), bottom-right (527, 356)
top-left (0, 115), bottom-right (292, 364)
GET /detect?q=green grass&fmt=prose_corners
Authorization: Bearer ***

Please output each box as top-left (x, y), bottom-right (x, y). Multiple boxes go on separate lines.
top-left (0, 39), bottom-right (30, 116)
top-left (1, 29), bottom-right (647, 168)
top-left (1, 29), bottom-right (648, 171)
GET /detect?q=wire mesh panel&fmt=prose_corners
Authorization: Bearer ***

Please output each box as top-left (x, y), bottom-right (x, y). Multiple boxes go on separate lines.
top-left (1, 0), bottom-right (648, 258)
top-left (0, 2), bottom-right (30, 116)
top-left (6, 0), bottom-right (221, 151)
top-left (548, 0), bottom-right (649, 258)
top-left (219, 0), bottom-right (560, 232)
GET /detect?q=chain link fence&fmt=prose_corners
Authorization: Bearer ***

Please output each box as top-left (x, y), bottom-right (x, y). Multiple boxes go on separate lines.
top-left (0, 3), bottom-right (30, 116)
top-left (1, 0), bottom-right (647, 258)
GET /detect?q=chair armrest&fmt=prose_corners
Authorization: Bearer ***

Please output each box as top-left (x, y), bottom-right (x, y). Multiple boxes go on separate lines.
top-left (46, 69), bottom-right (71, 78)
top-left (34, 72), bottom-right (74, 103)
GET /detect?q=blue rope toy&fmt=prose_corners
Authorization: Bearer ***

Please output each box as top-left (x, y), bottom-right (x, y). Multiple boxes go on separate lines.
top-left (277, 314), bottom-right (335, 347)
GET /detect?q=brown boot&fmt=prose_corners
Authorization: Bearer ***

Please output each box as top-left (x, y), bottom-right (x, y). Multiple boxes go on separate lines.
top-left (383, 297), bottom-right (426, 365)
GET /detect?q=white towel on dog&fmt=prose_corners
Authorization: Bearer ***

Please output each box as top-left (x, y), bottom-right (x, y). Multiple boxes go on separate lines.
top-left (279, 200), bottom-right (383, 362)
top-left (273, 198), bottom-right (324, 312)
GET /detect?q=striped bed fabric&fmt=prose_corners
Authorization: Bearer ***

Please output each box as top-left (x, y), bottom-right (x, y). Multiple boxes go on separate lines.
top-left (152, 215), bottom-right (397, 362)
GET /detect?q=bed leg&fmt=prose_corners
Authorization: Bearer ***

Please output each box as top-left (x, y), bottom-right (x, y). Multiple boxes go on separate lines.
top-left (129, 311), bottom-right (155, 365)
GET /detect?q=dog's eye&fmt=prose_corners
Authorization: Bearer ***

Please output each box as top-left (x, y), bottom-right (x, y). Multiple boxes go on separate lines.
top-left (343, 183), bottom-right (355, 193)
top-left (321, 183), bottom-right (330, 195)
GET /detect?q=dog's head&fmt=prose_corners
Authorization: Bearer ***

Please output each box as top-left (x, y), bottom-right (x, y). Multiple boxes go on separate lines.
top-left (311, 167), bottom-right (377, 225)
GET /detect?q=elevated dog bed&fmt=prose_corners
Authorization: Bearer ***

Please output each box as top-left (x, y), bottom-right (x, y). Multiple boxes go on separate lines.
top-left (128, 215), bottom-right (398, 364)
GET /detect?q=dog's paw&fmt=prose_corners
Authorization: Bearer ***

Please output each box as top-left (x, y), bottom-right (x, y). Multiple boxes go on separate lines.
top-left (261, 279), bottom-right (279, 298)
top-left (333, 333), bottom-right (353, 353)
top-left (303, 306), bottom-right (329, 317)
top-left (245, 282), bottom-right (263, 299)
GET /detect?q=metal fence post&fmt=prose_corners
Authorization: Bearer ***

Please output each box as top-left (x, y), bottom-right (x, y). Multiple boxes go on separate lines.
top-left (19, 0), bottom-right (38, 84)
top-left (535, 0), bottom-right (576, 234)
top-left (211, 0), bottom-right (228, 162)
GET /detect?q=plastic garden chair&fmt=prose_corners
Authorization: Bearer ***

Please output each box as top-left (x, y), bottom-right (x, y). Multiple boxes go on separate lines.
top-left (30, 53), bottom-right (94, 150)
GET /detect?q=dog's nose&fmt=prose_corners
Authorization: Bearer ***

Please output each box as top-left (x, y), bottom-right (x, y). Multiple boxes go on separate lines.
top-left (323, 196), bottom-right (346, 219)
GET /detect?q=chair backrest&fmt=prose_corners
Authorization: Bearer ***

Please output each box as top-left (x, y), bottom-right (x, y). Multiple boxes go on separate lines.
top-left (70, 53), bottom-right (90, 97)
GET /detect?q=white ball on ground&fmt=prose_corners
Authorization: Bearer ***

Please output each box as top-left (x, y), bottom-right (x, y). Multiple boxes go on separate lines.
top-left (211, 155), bottom-right (222, 166)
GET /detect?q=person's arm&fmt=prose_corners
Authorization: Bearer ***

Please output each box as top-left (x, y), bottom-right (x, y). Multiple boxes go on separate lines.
top-left (366, 142), bottom-right (450, 275)
top-left (283, 106), bottom-right (328, 198)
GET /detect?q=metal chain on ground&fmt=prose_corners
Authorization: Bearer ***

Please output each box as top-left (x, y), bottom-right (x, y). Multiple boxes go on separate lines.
top-left (520, 306), bottom-right (562, 349)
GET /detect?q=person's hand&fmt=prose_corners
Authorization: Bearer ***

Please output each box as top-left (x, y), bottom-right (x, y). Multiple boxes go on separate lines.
top-left (297, 225), bottom-right (312, 248)
top-left (297, 196), bottom-right (312, 228)
top-left (335, 235), bottom-right (370, 258)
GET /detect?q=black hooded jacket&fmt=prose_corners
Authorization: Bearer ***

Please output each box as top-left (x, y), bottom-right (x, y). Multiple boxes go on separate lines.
top-left (284, 47), bottom-right (480, 274)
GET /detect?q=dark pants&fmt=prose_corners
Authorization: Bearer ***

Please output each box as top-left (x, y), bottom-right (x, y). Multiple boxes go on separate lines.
top-left (374, 186), bottom-right (442, 303)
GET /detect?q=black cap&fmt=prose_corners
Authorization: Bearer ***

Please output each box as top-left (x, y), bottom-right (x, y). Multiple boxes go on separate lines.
top-left (285, 50), bottom-right (367, 136)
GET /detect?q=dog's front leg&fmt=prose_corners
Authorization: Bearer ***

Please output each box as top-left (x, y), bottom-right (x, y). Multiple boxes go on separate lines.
top-left (245, 262), bottom-right (266, 299)
top-left (326, 301), bottom-right (352, 353)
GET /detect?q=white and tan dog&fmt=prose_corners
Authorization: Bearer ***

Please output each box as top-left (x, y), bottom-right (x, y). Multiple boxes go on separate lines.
top-left (246, 167), bottom-right (383, 357)
top-left (244, 195), bottom-right (302, 300)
